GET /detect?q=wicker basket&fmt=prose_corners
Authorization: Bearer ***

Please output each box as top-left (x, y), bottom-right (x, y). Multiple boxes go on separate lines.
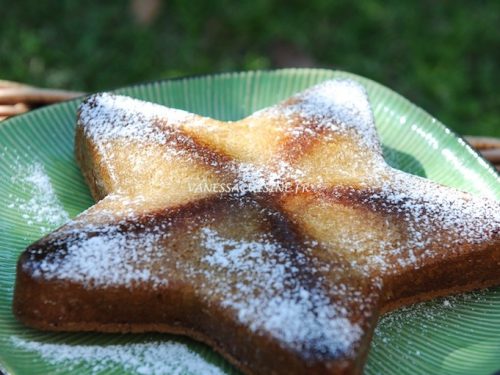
top-left (0, 80), bottom-right (499, 171)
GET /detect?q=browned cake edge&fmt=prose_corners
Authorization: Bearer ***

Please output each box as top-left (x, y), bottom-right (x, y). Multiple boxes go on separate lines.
top-left (14, 278), bottom-right (500, 375)
top-left (381, 276), bottom-right (500, 315)
top-left (74, 122), bottom-right (110, 201)
top-left (14, 315), bottom-right (366, 375)
top-left (21, 318), bottom-right (367, 375)
top-left (13, 261), bottom-right (500, 375)
top-left (13, 270), bottom-right (365, 375)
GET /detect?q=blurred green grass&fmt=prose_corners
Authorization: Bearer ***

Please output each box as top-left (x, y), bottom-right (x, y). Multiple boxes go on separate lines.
top-left (1, 0), bottom-right (499, 136)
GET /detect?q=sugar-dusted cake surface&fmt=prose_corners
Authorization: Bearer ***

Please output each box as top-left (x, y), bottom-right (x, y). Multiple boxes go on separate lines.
top-left (14, 79), bottom-right (500, 375)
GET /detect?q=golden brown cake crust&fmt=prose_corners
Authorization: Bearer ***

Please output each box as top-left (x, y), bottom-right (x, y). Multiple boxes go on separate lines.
top-left (13, 80), bottom-right (500, 375)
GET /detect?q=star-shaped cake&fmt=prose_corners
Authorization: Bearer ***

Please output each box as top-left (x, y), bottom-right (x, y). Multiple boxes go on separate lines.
top-left (13, 79), bottom-right (500, 374)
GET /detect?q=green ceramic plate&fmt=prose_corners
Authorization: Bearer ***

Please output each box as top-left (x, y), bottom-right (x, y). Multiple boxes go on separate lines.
top-left (0, 69), bottom-right (499, 375)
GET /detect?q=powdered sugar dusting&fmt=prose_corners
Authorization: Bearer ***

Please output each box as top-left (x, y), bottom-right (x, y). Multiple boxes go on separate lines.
top-left (373, 290), bottom-right (488, 349)
top-left (8, 162), bottom-right (69, 233)
top-left (386, 171), bottom-right (500, 242)
top-left (11, 336), bottom-right (225, 375)
top-left (24, 208), bottom-right (367, 359)
top-left (24, 221), bottom-right (167, 287)
top-left (338, 169), bottom-right (500, 275)
top-left (261, 79), bottom-right (380, 150)
top-left (233, 161), bottom-right (305, 194)
top-left (194, 227), bottom-right (363, 358)
top-left (79, 93), bottom-right (193, 144)
top-left (377, 171), bottom-right (499, 270)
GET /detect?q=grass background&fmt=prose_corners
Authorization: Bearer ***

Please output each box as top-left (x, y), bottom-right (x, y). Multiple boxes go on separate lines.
top-left (1, 0), bottom-right (499, 136)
